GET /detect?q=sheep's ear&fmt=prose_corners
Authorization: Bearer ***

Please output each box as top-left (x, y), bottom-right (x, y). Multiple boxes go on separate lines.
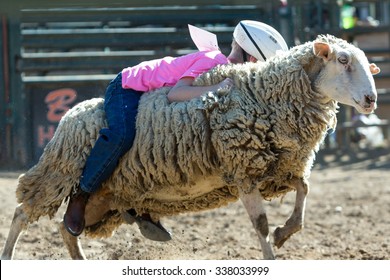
top-left (370, 63), bottom-right (381, 75)
top-left (313, 42), bottom-right (332, 61)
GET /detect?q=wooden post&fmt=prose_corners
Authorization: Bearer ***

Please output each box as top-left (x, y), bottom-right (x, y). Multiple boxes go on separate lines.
top-left (0, 15), bottom-right (10, 166)
top-left (8, 11), bottom-right (32, 167)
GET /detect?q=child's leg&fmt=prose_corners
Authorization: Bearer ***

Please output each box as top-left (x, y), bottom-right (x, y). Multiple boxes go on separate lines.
top-left (80, 74), bottom-right (141, 193)
top-left (64, 74), bottom-right (140, 236)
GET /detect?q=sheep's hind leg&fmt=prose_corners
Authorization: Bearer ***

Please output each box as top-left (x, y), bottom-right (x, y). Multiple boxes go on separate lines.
top-left (273, 177), bottom-right (309, 248)
top-left (239, 188), bottom-right (275, 260)
top-left (1, 204), bottom-right (29, 260)
top-left (59, 220), bottom-right (86, 259)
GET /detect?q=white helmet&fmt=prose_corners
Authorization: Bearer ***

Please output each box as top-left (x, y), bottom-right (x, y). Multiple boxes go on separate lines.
top-left (233, 20), bottom-right (288, 62)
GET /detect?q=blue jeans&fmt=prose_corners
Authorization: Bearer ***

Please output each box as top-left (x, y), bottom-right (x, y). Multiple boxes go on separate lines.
top-left (80, 73), bottom-right (142, 193)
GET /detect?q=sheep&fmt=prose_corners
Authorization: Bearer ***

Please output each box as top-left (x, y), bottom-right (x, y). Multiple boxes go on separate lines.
top-left (1, 34), bottom-right (380, 260)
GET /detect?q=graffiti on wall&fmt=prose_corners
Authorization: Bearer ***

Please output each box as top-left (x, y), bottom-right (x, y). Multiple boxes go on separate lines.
top-left (37, 88), bottom-right (77, 148)
top-left (30, 81), bottom-right (105, 162)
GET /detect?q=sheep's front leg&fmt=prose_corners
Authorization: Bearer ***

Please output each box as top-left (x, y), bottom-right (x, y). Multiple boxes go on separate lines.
top-left (239, 188), bottom-right (275, 260)
top-left (59, 220), bottom-right (86, 260)
top-left (274, 177), bottom-right (309, 248)
top-left (1, 204), bottom-right (29, 260)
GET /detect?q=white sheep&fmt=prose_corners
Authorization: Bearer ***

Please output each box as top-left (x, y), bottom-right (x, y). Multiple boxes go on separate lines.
top-left (1, 35), bottom-right (380, 260)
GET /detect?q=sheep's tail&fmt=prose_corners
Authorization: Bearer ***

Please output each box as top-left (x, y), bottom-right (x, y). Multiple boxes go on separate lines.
top-left (16, 98), bottom-right (106, 222)
top-left (16, 161), bottom-right (78, 222)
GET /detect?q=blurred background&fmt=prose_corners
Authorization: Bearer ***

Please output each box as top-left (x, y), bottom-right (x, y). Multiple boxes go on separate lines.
top-left (1, 0), bottom-right (389, 168)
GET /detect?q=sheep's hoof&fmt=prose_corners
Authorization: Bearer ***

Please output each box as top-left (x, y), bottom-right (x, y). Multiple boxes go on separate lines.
top-left (122, 210), bottom-right (172, 242)
top-left (273, 227), bottom-right (290, 248)
top-left (273, 224), bottom-right (302, 248)
top-left (136, 218), bottom-right (172, 242)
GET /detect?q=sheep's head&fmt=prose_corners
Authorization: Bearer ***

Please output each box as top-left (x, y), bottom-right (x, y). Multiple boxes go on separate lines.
top-left (312, 35), bottom-right (379, 114)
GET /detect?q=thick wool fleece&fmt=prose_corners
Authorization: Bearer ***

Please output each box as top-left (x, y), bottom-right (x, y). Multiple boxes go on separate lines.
top-left (16, 36), bottom-right (342, 238)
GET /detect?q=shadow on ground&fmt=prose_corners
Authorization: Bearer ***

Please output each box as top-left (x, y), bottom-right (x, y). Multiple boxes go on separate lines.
top-left (315, 146), bottom-right (390, 170)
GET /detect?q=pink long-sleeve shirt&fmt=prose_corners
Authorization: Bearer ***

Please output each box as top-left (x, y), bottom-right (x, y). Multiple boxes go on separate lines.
top-left (121, 50), bottom-right (228, 92)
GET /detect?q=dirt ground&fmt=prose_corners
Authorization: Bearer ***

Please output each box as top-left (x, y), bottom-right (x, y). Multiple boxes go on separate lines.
top-left (0, 148), bottom-right (389, 260)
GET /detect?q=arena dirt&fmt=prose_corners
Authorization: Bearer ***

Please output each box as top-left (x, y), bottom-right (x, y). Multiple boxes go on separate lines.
top-left (1, 149), bottom-right (389, 260)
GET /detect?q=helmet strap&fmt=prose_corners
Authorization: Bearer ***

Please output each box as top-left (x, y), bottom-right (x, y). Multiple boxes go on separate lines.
top-left (242, 49), bottom-right (249, 62)
top-left (239, 22), bottom-right (267, 62)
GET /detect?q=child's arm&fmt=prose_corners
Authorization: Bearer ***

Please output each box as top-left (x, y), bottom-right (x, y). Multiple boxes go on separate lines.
top-left (167, 77), bottom-right (233, 103)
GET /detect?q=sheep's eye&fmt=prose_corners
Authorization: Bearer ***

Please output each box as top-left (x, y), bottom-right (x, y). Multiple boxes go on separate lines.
top-left (338, 55), bottom-right (348, 64)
